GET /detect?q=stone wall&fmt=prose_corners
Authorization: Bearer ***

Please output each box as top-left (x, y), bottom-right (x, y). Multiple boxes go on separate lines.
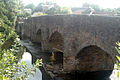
top-left (17, 15), bottom-right (120, 72)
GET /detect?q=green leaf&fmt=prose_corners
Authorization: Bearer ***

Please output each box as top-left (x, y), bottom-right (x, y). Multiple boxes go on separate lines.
top-left (21, 61), bottom-right (26, 65)
top-left (116, 55), bottom-right (120, 62)
top-left (117, 71), bottom-right (119, 78)
top-left (116, 41), bottom-right (120, 46)
top-left (11, 56), bottom-right (14, 62)
top-left (115, 47), bottom-right (120, 54)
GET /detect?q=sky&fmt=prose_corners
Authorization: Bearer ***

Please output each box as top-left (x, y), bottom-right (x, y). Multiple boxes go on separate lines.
top-left (22, 0), bottom-right (120, 9)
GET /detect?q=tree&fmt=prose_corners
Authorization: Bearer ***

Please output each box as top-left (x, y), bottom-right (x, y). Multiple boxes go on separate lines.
top-left (32, 12), bottom-right (47, 17)
top-left (25, 3), bottom-right (35, 13)
top-left (34, 2), bottom-right (72, 15)
top-left (82, 3), bottom-right (89, 8)
top-left (90, 4), bottom-right (101, 12)
top-left (115, 42), bottom-right (120, 69)
top-left (0, 0), bottom-right (12, 26)
top-left (116, 8), bottom-right (120, 15)
top-left (54, 7), bottom-right (72, 14)
top-left (0, 0), bottom-right (24, 27)
top-left (82, 3), bottom-right (101, 12)
top-left (34, 3), bottom-right (45, 13)
top-left (0, 0), bottom-right (42, 79)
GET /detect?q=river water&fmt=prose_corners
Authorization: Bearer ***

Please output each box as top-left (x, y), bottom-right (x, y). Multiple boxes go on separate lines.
top-left (20, 52), bottom-right (42, 80)
top-left (13, 51), bottom-right (42, 80)
top-left (110, 69), bottom-right (120, 80)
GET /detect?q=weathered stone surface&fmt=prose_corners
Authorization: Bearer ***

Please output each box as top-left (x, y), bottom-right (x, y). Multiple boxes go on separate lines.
top-left (16, 14), bottom-right (120, 72)
top-left (76, 45), bottom-right (114, 72)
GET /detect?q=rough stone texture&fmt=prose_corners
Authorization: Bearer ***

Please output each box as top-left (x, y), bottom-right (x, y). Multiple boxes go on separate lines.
top-left (76, 45), bottom-right (114, 72)
top-left (49, 31), bottom-right (63, 51)
top-left (16, 14), bottom-right (120, 72)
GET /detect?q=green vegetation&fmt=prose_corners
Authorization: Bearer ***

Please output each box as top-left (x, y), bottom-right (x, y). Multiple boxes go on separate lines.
top-left (115, 41), bottom-right (120, 69)
top-left (82, 3), bottom-right (120, 15)
top-left (0, 0), bottom-right (42, 79)
top-left (52, 7), bottom-right (72, 14)
top-left (25, 2), bottom-right (72, 17)
top-left (25, 3), bottom-right (35, 12)
top-left (32, 12), bottom-right (47, 17)
top-left (82, 3), bottom-right (101, 12)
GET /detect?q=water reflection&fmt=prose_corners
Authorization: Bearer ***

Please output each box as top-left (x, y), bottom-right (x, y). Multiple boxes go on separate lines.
top-left (110, 70), bottom-right (120, 80)
top-left (14, 52), bottom-right (42, 80)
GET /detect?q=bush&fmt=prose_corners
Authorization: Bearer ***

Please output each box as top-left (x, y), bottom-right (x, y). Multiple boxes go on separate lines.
top-left (32, 12), bottom-right (47, 17)
top-left (0, 19), bottom-right (43, 79)
top-left (0, 0), bottom-right (43, 79)
top-left (115, 41), bottom-right (120, 69)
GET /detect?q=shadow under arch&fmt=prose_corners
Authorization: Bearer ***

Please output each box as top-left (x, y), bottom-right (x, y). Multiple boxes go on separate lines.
top-left (61, 45), bottom-right (114, 80)
top-left (75, 45), bottom-right (114, 72)
top-left (47, 31), bottom-right (64, 72)
top-left (36, 29), bottom-right (42, 40)
top-left (36, 29), bottom-right (41, 35)
top-left (49, 31), bottom-right (63, 51)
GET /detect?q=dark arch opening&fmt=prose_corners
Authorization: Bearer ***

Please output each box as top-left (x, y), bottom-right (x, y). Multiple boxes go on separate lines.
top-left (50, 51), bottom-right (63, 65)
top-left (36, 29), bottom-right (41, 35)
top-left (49, 31), bottom-right (63, 51)
top-left (33, 29), bottom-right (42, 49)
top-left (60, 45), bottom-right (114, 80)
top-left (65, 45), bottom-right (114, 80)
top-left (76, 45), bottom-right (114, 72)
top-left (46, 31), bottom-right (64, 74)
top-left (44, 51), bottom-right (64, 75)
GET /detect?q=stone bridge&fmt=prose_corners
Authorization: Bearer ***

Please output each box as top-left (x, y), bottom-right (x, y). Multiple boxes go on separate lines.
top-left (16, 15), bottom-right (120, 73)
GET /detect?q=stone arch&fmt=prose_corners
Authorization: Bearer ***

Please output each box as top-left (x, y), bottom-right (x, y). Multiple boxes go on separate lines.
top-left (75, 45), bottom-right (114, 72)
top-left (35, 29), bottom-right (42, 46)
top-left (49, 31), bottom-right (63, 51)
top-left (36, 29), bottom-right (41, 35)
top-left (47, 31), bottom-right (64, 73)
top-left (36, 29), bottom-right (42, 40)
